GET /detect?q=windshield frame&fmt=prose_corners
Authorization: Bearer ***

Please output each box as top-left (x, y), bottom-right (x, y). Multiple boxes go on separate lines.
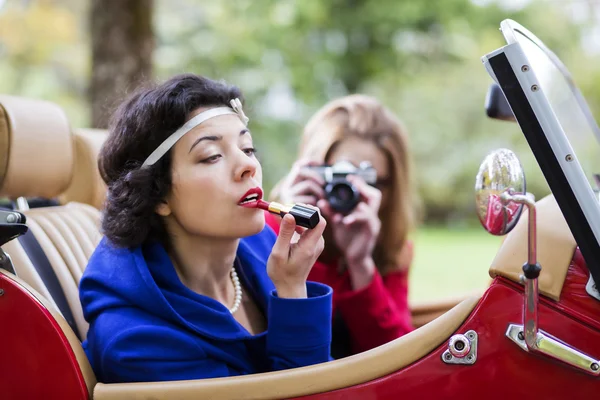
top-left (482, 19), bottom-right (600, 289)
top-left (501, 19), bottom-right (600, 144)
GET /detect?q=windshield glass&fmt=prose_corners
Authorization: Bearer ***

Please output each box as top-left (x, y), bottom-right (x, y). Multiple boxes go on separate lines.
top-left (513, 30), bottom-right (600, 189)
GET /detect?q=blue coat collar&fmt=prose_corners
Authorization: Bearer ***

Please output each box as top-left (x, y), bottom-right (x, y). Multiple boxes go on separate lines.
top-left (81, 228), bottom-right (277, 342)
top-left (140, 238), bottom-right (275, 341)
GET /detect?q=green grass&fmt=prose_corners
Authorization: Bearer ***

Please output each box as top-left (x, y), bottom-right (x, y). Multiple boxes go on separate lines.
top-left (408, 226), bottom-right (502, 303)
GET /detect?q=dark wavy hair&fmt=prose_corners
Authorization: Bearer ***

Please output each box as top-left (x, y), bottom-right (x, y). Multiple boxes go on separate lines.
top-left (99, 74), bottom-right (243, 248)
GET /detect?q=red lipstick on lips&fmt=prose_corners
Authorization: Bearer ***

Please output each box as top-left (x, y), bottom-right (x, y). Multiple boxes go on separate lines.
top-left (238, 187), bottom-right (264, 208)
top-left (256, 200), bottom-right (320, 229)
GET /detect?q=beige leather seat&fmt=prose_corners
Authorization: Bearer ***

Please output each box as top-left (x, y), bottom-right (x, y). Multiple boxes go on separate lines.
top-left (0, 95), bottom-right (102, 340)
top-left (60, 128), bottom-right (108, 210)
top-left (490, 194), bottom-right (577, 301)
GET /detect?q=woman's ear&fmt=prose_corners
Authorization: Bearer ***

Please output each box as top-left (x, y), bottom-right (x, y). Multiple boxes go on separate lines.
top-left (155, 200), bottom-right (172, 217)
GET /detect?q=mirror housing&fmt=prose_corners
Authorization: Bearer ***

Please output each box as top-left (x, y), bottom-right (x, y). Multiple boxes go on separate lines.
top-left (485, 83), bottom-right (516, 122)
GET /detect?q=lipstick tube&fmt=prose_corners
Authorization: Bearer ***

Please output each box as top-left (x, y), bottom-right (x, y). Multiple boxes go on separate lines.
top-left (259, 201), bottom-right (320, 229)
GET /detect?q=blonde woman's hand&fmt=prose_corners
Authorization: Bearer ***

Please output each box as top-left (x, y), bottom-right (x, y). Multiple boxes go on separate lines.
top-left (267, 210), bottom-right (327, 298)
top-left (318, 175), bottom-right (382, 290)
top-left (278, 159), bottom-right (326, 206)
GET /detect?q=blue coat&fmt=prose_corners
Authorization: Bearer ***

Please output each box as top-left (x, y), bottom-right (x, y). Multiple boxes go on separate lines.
top-left (80, 227), bottom-right (332, 383)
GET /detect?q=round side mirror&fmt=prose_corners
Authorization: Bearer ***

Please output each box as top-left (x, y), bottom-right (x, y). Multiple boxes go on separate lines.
top-left (475, 148), bottom-right (525, 236)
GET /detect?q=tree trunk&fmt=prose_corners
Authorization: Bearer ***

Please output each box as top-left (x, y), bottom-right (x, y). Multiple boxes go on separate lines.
top-left (90, 0), bottom-right (154, 128)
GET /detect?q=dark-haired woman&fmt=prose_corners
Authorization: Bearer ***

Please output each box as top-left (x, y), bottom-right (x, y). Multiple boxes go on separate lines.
top-left (79, 74), bottom-right (331, 383)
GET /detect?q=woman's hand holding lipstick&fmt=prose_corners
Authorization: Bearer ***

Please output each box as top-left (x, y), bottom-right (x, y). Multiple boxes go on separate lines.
top-left (267, 208), bottom-right (326, 299)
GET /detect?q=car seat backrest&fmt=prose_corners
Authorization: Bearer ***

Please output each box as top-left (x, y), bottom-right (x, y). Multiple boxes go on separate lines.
top-left (60, 128), bottom-right (108, 210)
top-left (0, 94), bottom-right (74, 199)
top-left (0, 95), bottom-right (102, 340)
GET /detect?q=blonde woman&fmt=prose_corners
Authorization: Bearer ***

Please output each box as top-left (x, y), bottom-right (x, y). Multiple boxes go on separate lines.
top-left (266, 94), bottom-right (417, 358)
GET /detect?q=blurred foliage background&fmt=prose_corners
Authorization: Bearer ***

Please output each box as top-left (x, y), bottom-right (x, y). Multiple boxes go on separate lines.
top-left (153, 0), bottom-right (600, 225)
top-left (2, 0), bottom-right (599, 225)
top-left (1, 0), bottom-right (599, 299)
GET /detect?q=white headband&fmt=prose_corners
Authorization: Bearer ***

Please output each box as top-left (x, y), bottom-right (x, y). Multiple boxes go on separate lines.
top-left (142, 98), bottom-right (249, 167)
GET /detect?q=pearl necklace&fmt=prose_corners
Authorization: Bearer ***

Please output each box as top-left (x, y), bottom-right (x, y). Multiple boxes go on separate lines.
top-left (229, 266), bottom-right (242, 314)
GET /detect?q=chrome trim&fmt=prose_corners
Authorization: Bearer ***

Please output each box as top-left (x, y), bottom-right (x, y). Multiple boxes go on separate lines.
top-left (0, 209), bottom-right (25, 224)
top-left (15, 197), bottom-right (29, 211)
top-left (500, 191), bottom-right (541, 349)
top-left (448, 334), bottom-right (471, 358)
top-left (523, 277), bottom-right (539, 350)
top-left (442, 330), bottom-right (478, 365)
top-left (0, 248), bottom-right (16, 275)
top-left (499, 192), bottom-right (537, 264)
top-left (586, 274), bottom-right (600, 302)
top-left (506, 324), bottom-right (600, 376)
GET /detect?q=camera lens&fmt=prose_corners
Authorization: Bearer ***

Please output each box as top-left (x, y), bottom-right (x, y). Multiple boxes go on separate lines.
top-left (325, 181), bottom-right (360, 214)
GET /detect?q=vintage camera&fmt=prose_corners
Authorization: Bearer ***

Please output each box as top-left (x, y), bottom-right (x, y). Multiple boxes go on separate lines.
top-left (306, 161), bottom-right (377, 214)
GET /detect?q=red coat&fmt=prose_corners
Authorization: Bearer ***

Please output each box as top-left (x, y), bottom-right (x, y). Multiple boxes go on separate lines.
top-left (264, 212), bottom-right (413, 356)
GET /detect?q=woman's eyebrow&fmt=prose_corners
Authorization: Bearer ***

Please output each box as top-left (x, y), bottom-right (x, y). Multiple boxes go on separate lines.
top-left (188, 135), bottom-right (222, 153)
top-left (188, 129), bottom-right (250, 153)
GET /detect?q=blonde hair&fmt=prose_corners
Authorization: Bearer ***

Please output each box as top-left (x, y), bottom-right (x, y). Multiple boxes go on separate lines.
top-left (272, 94), bottom-right (417, 272)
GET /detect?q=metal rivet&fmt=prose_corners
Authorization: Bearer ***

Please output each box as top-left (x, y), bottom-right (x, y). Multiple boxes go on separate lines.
top-left (0, 289), bottom-right (4, 296)
top-left (6, 213), bottom-right (17, 223)
top-left (518, 331), bottom-right (524, 341)
top-left (466, 355), bottom-right (473, 361)
top-left (444, 353), bottom-right (452, 361)
top-left (468, 333), bottom-right (475, 340)
top-left (591, 363), bottom-right (599, 371)
top-left (521, 65), bottom-right (529, 72)
top-left (531, 84), bottom-right (539, 92)
top-left (565, 154), bottom-right (574, 162)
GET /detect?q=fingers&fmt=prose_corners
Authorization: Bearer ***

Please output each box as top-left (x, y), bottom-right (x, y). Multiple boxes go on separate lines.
top-left (280, 160), bottom-right (326, 205)
top-left (291, 230), bottom-right (303, 244)
top-left (317, 199), bottom-right (348, 234)
top-left (288, 159), bottom-right (325, 187)
top-left (296, 226), bottom-right (326, 257)
top-left (270, 214), bottom-right (296, 260)
top-left (288, 180), bottom-right (325, 202)
top-left (341, 203), bottom-right (381, 232)
top-left (342, 202), bottom-right (370, 225)
top-left (291, 168), bottom-right (326, 187)
top-left (347, 175), bottom-right (382, 211)
top-left (332, 212), bottom-right (343, 225)
top-left (317, 199), bottom-right (334, 219)
top-left (296, 208), bottom-right (327, 247)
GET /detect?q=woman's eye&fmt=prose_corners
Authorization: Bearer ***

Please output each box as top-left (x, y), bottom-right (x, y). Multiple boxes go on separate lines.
top-left (243, 147), bottom-right (257, 157)
top-left (200, 154), bottom-right (222, 163)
